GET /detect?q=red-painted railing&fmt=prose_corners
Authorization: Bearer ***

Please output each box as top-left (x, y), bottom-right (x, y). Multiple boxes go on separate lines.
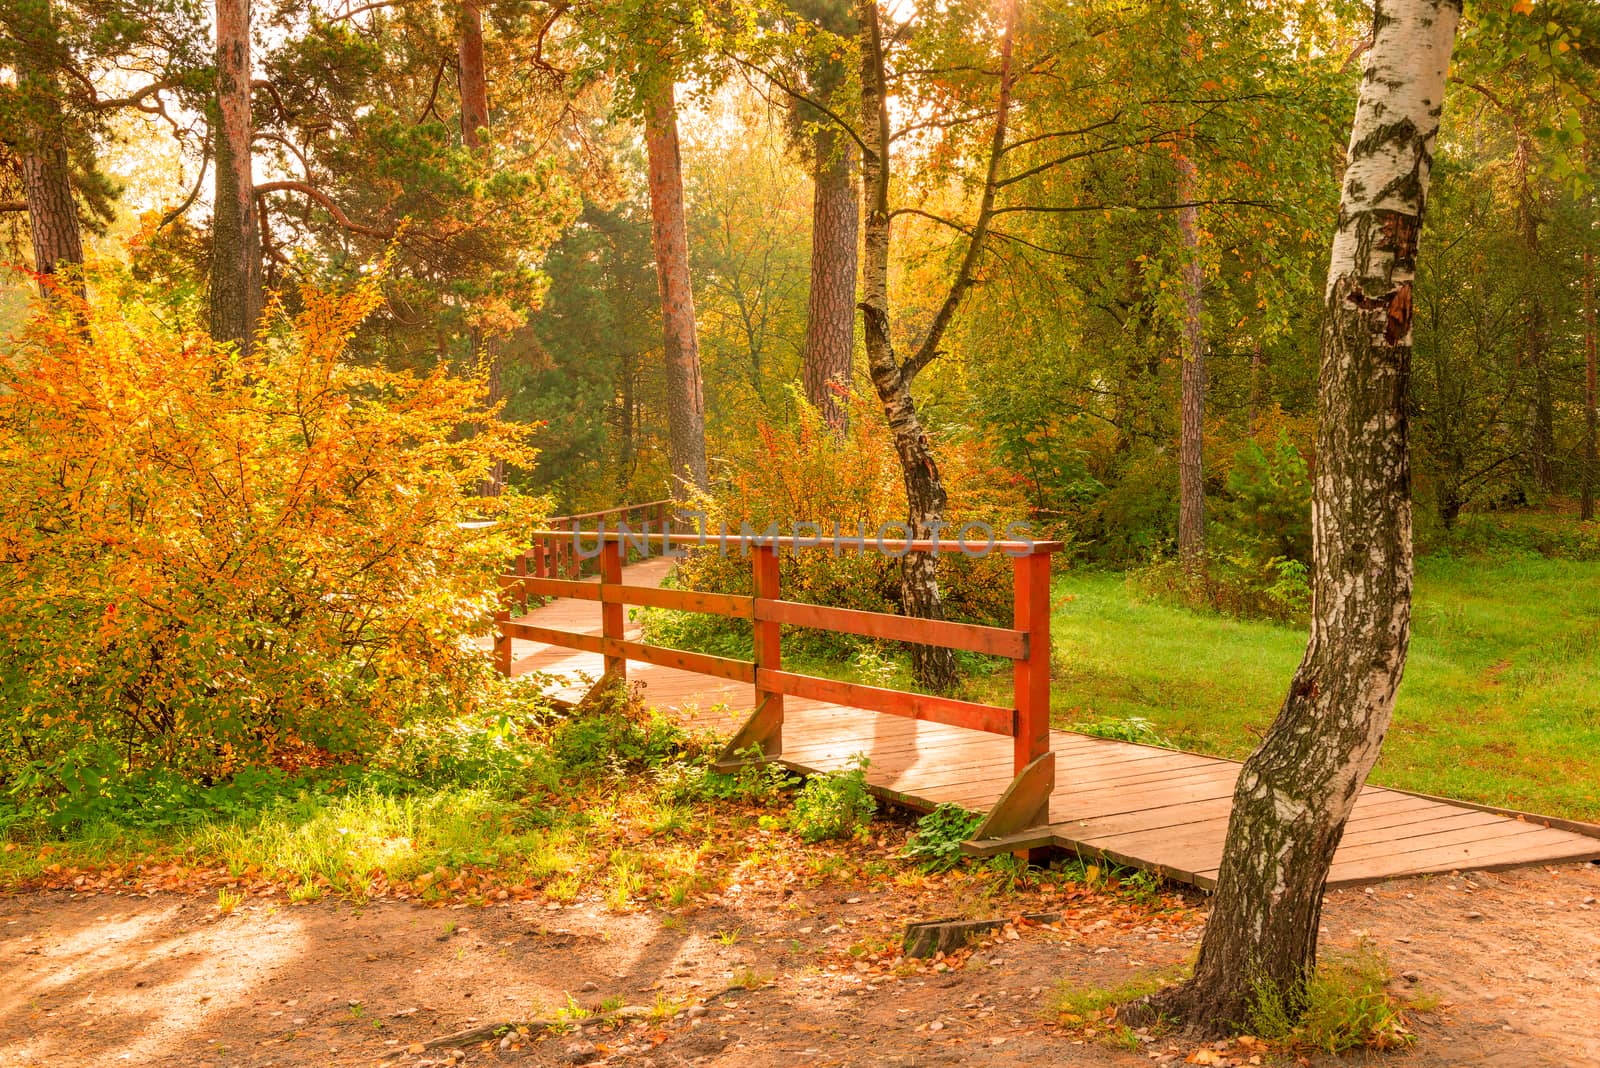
top-left (494, 530), bottom-right (1062, 838)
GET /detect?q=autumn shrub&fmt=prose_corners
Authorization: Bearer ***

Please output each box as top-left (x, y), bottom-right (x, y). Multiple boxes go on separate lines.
top-left (0, 275), bottom-right (537, 800)
top-left (644, 389), bottom-right (1033, 661)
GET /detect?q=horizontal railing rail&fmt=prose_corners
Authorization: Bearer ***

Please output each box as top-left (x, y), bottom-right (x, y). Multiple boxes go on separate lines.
top-left (494, 524), bottom-right (1062, 841)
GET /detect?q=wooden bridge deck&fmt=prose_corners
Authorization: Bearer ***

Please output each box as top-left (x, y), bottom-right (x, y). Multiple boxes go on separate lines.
top-left (503, 558), bottom-right (1600, 890)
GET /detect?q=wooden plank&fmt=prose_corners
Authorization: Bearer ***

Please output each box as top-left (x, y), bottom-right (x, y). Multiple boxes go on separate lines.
top-left (754, 598), bottom-right (1027, 659)
top-left (1323, 831), bottom-right (1600, 887)
top-left (605, 584), bottom-right (755, 618)
top-left (605, 639), bottom-right (755, 684)
top-left (515, 576), bottom-right (601, 601)
top-left (969, 752), bottom-right (1055, 841)
top-left (759, 668), bottom-right (1014, 736)
top-left (503, 621), bottom-right (604, 654)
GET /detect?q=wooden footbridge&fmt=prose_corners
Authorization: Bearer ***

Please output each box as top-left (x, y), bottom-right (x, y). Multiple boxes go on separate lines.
top-left (492, 506), bottom-right (1600, 890)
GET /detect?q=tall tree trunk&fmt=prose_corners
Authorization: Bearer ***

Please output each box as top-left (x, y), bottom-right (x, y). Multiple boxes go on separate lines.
top-left (803, 126), bottom-right (858, 433)
top-left (458, 2), bottom-right (504, 496)
top-left (20, 142), bottom-right (84, 299)
top-left (458, 3), bottom-right (488, 150)
top-left (858, 0), bottom-right (952, 691)
top-left (643, 81), bottom-right (709, 497)
top-left (1584, 248), bottom-right (1597, 523)
top-left (1176, 146), bottom-right (1206, 573)
top-left (1515, 133), bottom-right (1556, 494)
top-left (14, 14), bottom-right (85, 300)
top-left (1141, 0), bottom-right (1460, 1032)
top-left (1246, 343), bottom-right (1265, 435)
top-left (208, 0), bottom-right (263, 354)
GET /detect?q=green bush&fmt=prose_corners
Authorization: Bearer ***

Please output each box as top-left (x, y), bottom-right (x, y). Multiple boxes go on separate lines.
top-left (901, 802), bottom-right (982, 872)
top-left (1225, 432), bottom-right (1312, 564)
top-left (1129, 551), bottom-right (1311, 625)
top-left (789, 756), bottom-right (877, 842)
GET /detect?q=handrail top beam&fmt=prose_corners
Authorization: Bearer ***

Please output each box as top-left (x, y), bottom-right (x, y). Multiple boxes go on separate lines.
top-left (547, 498), bottom-right (674, 524)
top-left (521, 528), bottom-right (1064, 555)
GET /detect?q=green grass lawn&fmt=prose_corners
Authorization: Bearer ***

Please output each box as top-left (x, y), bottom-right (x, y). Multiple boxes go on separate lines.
top-left (1039, 555), bottom-right (1600, 822)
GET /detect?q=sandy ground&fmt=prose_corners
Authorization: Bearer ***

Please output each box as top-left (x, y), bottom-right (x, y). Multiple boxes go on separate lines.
top-left (2, 858), bottom-right (1597, 1068)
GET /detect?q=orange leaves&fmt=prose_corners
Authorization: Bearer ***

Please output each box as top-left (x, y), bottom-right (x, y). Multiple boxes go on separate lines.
top-left (0, 272), bottom-right (540, 781)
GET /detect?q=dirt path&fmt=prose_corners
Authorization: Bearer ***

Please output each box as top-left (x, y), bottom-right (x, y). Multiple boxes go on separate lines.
top-left (3, 859), bottom-right (1596, 1067)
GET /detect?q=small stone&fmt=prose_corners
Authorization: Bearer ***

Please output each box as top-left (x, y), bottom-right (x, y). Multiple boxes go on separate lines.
top-left (1402, 971), bottom-right (1420, 983)
top-left (580, 980), bottom-right (599, 992)
top-left (563, 1040), bottom-right (599, 1064)
top-left (928, 1020), bottom-right (944, 1032)
top-left (1466, 911), bottom-right (1485, 920)
top-left (686, 1005), bottom-right (709, 1019)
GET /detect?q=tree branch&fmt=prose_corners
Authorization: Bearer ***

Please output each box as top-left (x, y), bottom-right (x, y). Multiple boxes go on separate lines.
top-left (158, 143), bottom-right (211, 230)
top-left (253, 180), bottom-right (392, 237)
top-left (903, 0), bottom-right (1019, 382)
top-left (0, 200), bottom-right (27, 214)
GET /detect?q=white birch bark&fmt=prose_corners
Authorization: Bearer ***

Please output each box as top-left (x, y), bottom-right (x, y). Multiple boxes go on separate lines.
top-left (1140, 0), bottom-right (1462, 1031)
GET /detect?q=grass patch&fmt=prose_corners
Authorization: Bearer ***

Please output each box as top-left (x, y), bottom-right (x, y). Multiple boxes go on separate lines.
top-left (1246, 942), bottom-right (1418, 1053)
top-left (1037, 553), bottom-right (1600, 820)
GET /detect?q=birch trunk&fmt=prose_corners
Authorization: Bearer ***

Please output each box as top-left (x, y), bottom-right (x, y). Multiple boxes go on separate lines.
top-left (1140, 0), bottom-right (1461, 1031)
top-left (1176, 148), bottom-right (1206, 572)
top-left (643, 81), bottom-right (709, 496)
top-left (857, 0), bottom-right (956, 691)
top-left (803, 126), bottom-right (858, 433)
top-left (208, 0), bottom-right (263, 355)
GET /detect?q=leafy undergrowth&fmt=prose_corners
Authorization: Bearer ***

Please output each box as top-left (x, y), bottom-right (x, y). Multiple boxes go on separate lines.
top-left (0, 683), bottom-right (1191, 927)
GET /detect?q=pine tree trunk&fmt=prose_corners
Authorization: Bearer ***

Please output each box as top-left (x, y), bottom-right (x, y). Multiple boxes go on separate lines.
top-left (15, 20), bottom-right (85, 300)
top-left (458, 3), bottom-right (488, 150)
top-left (458, 2), bottom-right (505, 496)
top-left (643, 81), bottom-right (709, 497)
top-left (1176, 148), bottom-right (1206, 573)
top-left (208, 0), bottom-right (263, 355)
top-left (1141, 0), bottom-right (1460, 1032)
top-left (20, 145), bottom-right (84, 298)
top-left (803, 126), bottom-right (858, 433)
top-left (858, 0), bottom-right (956, 692)
top-left (1583, 248), bottom-right (1597, 523)
top-left (1247, 343), bottom-right (1265, 436)
top-left (1515, 133), bottom-right (1556, 494)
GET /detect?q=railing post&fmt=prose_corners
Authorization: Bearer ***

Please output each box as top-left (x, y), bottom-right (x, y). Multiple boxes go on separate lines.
top-left (515, 552), bottom-right (529, 614)
top-left (494, 605), bottom-right (512, 676)
top-left (750, 543), bottom-right (784, 755)
top-left (600, 536), bottom-right (625, 679)
top-left (1012, 548), bottom-right (1052, 774)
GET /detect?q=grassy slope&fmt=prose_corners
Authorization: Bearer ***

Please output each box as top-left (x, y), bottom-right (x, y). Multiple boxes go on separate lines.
top-left (1044, 556), bottom-right (1600, 822)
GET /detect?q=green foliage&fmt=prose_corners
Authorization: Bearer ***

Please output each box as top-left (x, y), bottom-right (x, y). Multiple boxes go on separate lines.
top-left (1425, 511), bottom-right (1600, 563)
top-left (788, 755), bottom-right (876, 843)
top-left (900, 802), bottom-right (982, 873)
top-left (1224, 432), bottom-right (1312, 564)
top-left (1128, 552), bottom-right (1311, 625)
top-left (1246, 943), bottom-right (1416, 1053)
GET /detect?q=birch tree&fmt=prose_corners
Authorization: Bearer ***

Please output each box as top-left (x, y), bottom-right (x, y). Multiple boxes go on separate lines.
top-left (1137, 0), bottom-right (1462, 1030)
